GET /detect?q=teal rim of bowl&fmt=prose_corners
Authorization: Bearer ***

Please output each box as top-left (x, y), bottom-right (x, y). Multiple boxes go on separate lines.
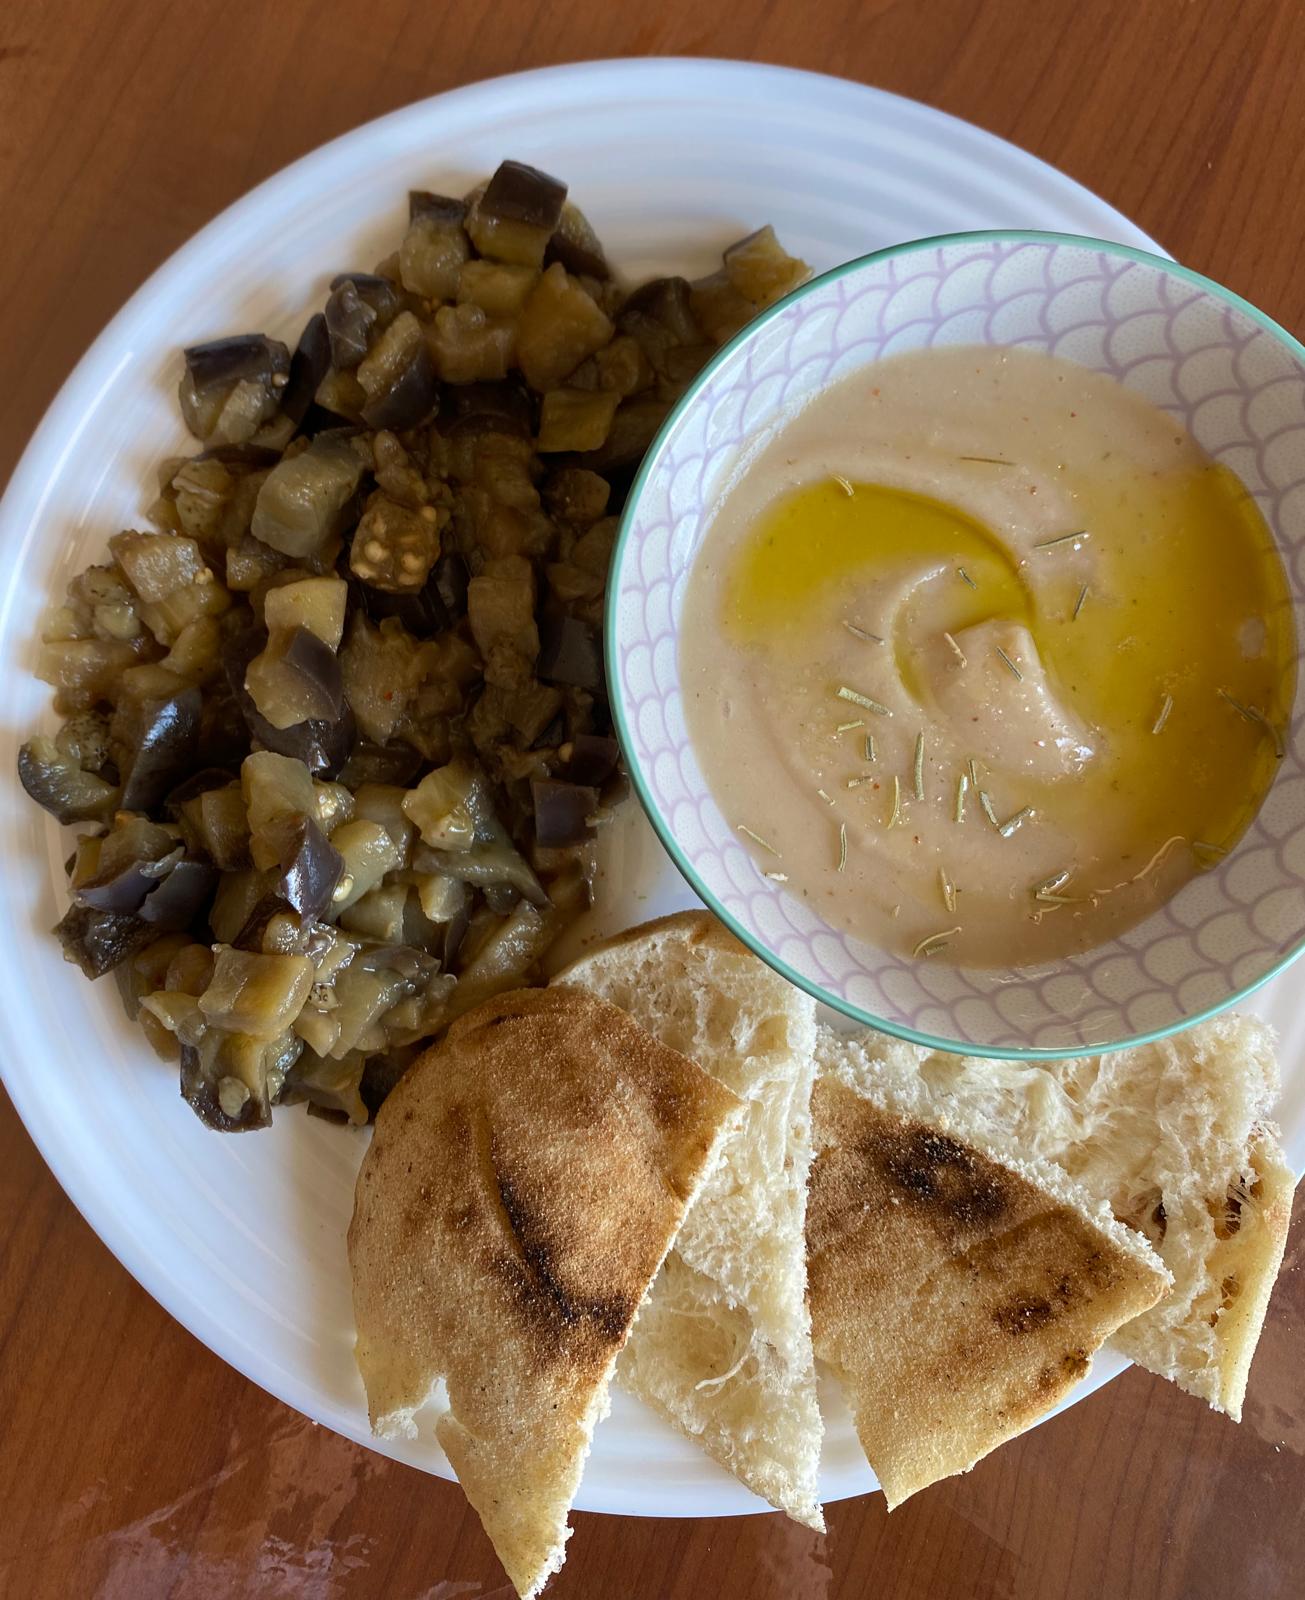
top-left (605, 228), bottom-right (1305, 1061)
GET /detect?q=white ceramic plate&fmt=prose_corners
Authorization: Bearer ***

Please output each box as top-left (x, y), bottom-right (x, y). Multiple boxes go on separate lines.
top-left (1, 58), bottom-right (1300, 1519)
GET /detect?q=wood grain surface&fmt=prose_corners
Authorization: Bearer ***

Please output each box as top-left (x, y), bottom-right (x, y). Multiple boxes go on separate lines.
top-left (2, 2), bottom-right (1303, 1596)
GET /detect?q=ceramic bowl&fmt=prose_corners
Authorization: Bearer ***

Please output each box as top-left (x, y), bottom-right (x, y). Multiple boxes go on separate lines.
top-left (607, 231), bottom-right (1305, 1057)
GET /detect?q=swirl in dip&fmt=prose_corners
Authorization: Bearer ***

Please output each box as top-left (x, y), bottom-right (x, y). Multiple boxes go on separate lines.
top-left (680, 345), bottom-right (1295, 967)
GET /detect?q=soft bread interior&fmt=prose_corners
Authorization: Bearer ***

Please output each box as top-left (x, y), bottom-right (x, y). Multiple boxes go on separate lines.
top-left (555, 911), bottom-right (825, 1529)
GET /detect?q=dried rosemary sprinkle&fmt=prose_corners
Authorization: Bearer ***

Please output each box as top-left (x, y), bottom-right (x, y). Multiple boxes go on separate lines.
top-left (886, 774), bottom-right (902, 829)
top-left (913, 926), bottom-right (961, 958)
top-left (978, 789), bottom-right (1000, 828)
top-left (764, 870), bottom-right (789, 882)
top-left (957, 567), bottom-right (977, 589)
top-left (939, 867), bottom-right (957, 913)
top-left (843, 620), bottom-right (883, 643)
top-left (1034, 529), bottom-right (1089, 550)
top-left (837, 685), bottom-right (892, 716)
top-left (912, 732), bottom-right (926, 801)
top-left (817, 788), bottom-right (835, 806)
top-left (737, 824), bottom-right (780, 857)
top-left (847, 775), bottom-right (875, 789)
top-left (998, 805), bottom-right (1034, 838)
top-left (995, 645), bottom-right (1023, 681)
top-left (943, 631), bottom-right (968, 667)
top-left (957, 455), bottom-right (1013, 466)
top-left (833, 474), bottom-right (855, 497)
top-left (968, 757), bottom-right (981, 787)
top-left (865, 733), bottom-right (876, 762)
top-left (837, 821), bottom-right (848, 873)
top-left (1072, 582), bottom-right (1089, 621)
top-left (1033, 869), bottom-right (1075, 904)
top-left (1152, 693), bottom-right (1173, 735)
top-left (954, 771), bottom-right (969, 823)
top-left (1218, 689), bottom-right (1285, 758)
top-left (836, 719), bottom-right (865, 733)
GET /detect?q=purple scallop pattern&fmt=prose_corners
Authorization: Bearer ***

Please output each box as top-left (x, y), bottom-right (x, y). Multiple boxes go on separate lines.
top-left (614, 240), bottom-right (1305, 1051)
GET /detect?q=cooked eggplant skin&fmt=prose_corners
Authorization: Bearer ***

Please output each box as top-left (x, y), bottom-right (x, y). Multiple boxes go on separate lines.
top-left (113, 685), bottom-right (203, 813)
top-left (276, 815), bottom-right (344, 919)
top-left (531, 778), bottom-right (598, 847)
top-left (56, 902), bottom-right (158, 980)
top-left (281, 313), bottom-right (332, 428)
top-left (18, 736), bottom-right (119, 824)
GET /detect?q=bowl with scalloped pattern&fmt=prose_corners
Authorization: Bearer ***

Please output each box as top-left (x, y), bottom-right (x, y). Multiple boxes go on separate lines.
top-left (606, 231), bottom-right (1305, 1057)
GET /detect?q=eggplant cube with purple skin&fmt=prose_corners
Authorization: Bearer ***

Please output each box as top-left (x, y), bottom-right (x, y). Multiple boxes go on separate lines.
top-left (349, 492), bottom-right (443, 593)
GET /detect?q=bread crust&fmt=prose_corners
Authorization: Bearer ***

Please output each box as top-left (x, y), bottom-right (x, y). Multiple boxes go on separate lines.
top-left (348, 986), bottom-right (742, 1598)
top-left (807, 1080), bottom-right (1170, 1509)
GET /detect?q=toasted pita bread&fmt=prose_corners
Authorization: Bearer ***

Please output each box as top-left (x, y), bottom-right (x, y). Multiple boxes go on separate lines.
top-left (555, 911), bottom-right (824, 1529)
top-left (816, 1013), bottom-right (1295, 1418)
top-left (348, 986), bottom-right (743, 1599)
top-left (806, 1079), bottom-right (1170, 1509)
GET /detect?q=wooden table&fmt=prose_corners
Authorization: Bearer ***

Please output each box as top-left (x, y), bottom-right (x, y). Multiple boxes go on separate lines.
top-left (2, 2), bottom-right (1303, 1595)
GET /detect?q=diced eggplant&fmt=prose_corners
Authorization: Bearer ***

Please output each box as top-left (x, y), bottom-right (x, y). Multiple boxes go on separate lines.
top-left (564, 732), bottom-right (619, 786)
top-left (593, 334), bottom-right (654, 398)
top-left (722, 225), bottom-right (810, 307)
top-left (18, 736), bottom-right (119, 824)
top-left (537, 615), bottom-right (603, 692)
top-left (280, 313), bottom-right (332, 428)
top-left (574, 396), bottom-right (670, 472)
top-left (226, 625), bottom-right (355, 777)
top-left (428, 304), bottom-right (515, 385)
top-left (537, 388), bottom-right (619, 453)
top-left (111, 684), bottom-right (203, 813)
top-left (352, 783), bottom-right (416, 860)
top-left (245, 626), bottom-right (345, 730)
top-left (409, 190), bottom-right (467, 225)
top-left (363, 342), bottom-right (439, 431)
top-left (516, 264), bottom-right (614, 390)
top-left (181, 1027), bottom-right (301, 1132)
top-left (276, 814), bottom-right (344, 919)
top-left (262, 574), bottom-right (348, 650)
top-left (250, 432), bottom-right (365, 559)
top-left (55, 902), bottom-right (157, 979)
top-left (74, 817), bottom-right (181, 910)
top-left (324, 274), bottom-right (400, 368)
top-left (467, 555), bottom-right (539, 690)
top-left (618, 276), bottom-right (700, 345)
top-left (164, 767), bottom-right (233, 811)
top-left (252, 702), bottom-right (356, 779)
top-left (400, 196), bottom-right (471, 301)
top-left (434, 551), bottom-right (470, 619)
top-left (139, 857), bottom-right (219, 929)
top-left (285, 1049), bottom-right (369, 1127)
top-left (531, 778), bottom-right (598, 846)
top-left (457, 260), bottom-right (539, 318)
top-left (448, 380), bottom-right (535, 439)
top-left (466, 161), bottom-right (567, 268)
top-left (542, 467), bottom-right (610, 525)
top-left (329, 819), bottom-right (401, 912)
top-left (690, 268), bottom-right (755, 345)
top-left (357, 311), bottom-right (440, 431)
top-left (336, 742), bottom-right (424, 789)
top-left (443, 899), bottom-right (552, 1023)
top-left (179, 335), bottom-right (290, 446)
top-left (546, 201), bottom-right (609, 280)
top-left (198, 946), bottom-right (314, 1038)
